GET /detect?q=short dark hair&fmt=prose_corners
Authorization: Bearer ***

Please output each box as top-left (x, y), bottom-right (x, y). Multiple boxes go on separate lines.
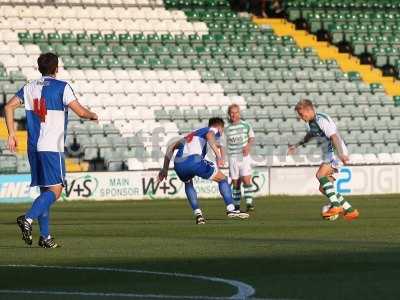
top-left (295, 99), bottom-right (314, 111)
top-left (37, 53), bottom-right (59, 76)
top-left (208, 117), bottom-right (224, 127)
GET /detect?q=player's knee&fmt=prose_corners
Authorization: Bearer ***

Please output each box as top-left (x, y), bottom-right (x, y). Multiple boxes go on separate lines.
top-left (242, 176), bottom-right (252, 186)
top-left (49, 185), bottom-right (63, 200)
top-left (212, 170), bottom-right (227, 182)
top-left (319, 186), bottom-right (324, 194)
top-left (232, 179), bottom-right (240, 188)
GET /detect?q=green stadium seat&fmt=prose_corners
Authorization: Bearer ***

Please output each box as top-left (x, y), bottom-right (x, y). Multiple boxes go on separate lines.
top-left (105, 33), bottom-right (119, 46)
top-left (48, 32), bottom-right (62, 44)
top-left (119, 33), bottom-right (133, 45)
top-left (77, 33), bottom-right (91, 46)
top-left (177, 58), bottom-right (192, 69)
top-left (154, 46), bottom-right (170, 58)
top-left (39, 44), bottom-right (55, 54)
top-left (61, 56), bottom-right (78, 68)
top-left (99, 45), bottom-right (114, 57)
top-left (9, 71), bottom-right (25, 82)
top-left (77, 57), bottom-right (93, 68)
top-left (119, 57), bottom-right (136, 68)
top-left (18, 32), bottom-right (33, 44)
top-left (107, 57), bottom-right (122, 69)
top-left (33, 32), bottom-right (46, 44)
top-left (55, 44), bottom-right (70, 56)
top-left (127, 45), bottom-right (142, 57)
top-left (62, 32), bottom-right (78, 45)
top-left (70, 45), bottom-right (85, 56)
top-left (113, 45), bottom-right (128, 57)
top-left (90, 33), bottom-right (105, 45)
top-left (161, 34), bottom-right (175, 45)
top-left (135, 58), bottom-right (150, 69)
top-left (85, 45), bottom-right (100, 57)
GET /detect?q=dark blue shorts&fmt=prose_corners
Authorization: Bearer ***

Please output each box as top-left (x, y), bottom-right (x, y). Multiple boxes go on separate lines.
top-left (28, 150), bottom-right (66, 187)
top-left (174, 155), bottom-right (216, 182)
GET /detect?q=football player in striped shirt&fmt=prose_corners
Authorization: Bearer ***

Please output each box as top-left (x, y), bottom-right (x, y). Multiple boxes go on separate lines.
top-left (287, 99), bottom-right (359, 221)
top-left (158, 117), bottom-right (249, 224)
top-left (5, 53), bottom-right (98, 247)
top-left (225, 104), bottom-right (256, 212)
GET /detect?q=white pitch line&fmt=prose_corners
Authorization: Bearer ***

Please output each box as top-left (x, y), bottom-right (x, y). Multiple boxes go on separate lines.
top-left (0, 264), bottom-right (258, 300)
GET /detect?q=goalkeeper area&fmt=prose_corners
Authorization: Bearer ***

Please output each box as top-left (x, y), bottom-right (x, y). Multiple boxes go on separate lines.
top-left (0, 195), bottom-right (399, 300)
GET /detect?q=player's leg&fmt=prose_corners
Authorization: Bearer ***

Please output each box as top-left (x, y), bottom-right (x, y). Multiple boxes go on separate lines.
top-left (232, 179), bottom-right (241, 210)
top-left (229, 158), bottom-right (241, 210)
top-left (241, 156), bottom-right (254, 211)
top-left (183, 179), bottom-right (205, 224)
top-left (318, 164), bottom-right (359, 220)
top-left (174, 158), bottom-right (205, 224)
top-left (211, 170), bottom-right (249, 219)
top-left (336, 192), bottom-right (359, 220)
top-left (17, 150), bottom-right (40, 245)
top-left (242, 175), bottom-right (254, 211)
top-left (37, 184), bottom-right (62, 248)
top-left (316, 163), bottom-right (343, 217)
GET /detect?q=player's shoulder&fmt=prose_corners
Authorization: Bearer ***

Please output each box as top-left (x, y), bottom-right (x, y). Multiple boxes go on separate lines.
top-left (316, 112), bottom-right (335, 124)
top-left (226, 119), bottom-right (250, 128)
top-left (194, 126), bottom-right (211, 136)
top-left (48, 77), bottom-right (71, 87)
top-left (239, 119), bottom-right (252, 128)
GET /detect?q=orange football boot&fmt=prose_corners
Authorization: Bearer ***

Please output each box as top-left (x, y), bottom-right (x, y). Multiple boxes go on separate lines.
top-left (343, 209), bottom-right (359, 221)
top-left (322, 206), bottom-right (343, 218)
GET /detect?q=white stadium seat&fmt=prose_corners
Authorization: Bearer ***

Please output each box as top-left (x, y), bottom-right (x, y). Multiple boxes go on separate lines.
top-left (377, 153), bottom-right (393, 164)
top-left (363, 154), bottom-right (379, 165)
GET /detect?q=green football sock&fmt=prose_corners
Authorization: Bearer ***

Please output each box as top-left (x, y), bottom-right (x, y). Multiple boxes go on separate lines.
top-left (337, 193), bottom-right (354, 212)
top-left (243, 185), bottom-right (254, 206)
top-left (232, 187), bottom-right (241, 207)
top-left (319, 177), bottom-right (340, 206)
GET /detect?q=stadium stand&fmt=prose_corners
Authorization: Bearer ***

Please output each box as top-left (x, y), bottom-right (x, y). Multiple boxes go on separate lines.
top-left (0, 0), bottom-right (399, 173)
top-left (286, 0), bottom-right (400, 78)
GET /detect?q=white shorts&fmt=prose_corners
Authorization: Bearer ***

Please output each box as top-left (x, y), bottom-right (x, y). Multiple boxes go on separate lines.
top-left (229, 155), bottom-right (252, 180)
top-left (322, 152), bottom-right (342, 171)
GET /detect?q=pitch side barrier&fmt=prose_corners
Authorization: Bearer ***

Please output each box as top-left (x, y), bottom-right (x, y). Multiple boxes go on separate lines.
top-left (0, 165), bottom-right (399, 203)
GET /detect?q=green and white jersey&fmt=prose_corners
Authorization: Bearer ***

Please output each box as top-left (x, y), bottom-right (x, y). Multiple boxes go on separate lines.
top-left (306, 112), bottom-right (348, 157)
top-left (225, 120), bottom-right (255, 156)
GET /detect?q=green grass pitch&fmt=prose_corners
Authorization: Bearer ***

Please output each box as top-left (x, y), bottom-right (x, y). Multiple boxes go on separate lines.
top-left (0, 195), bottom-right (400, 300)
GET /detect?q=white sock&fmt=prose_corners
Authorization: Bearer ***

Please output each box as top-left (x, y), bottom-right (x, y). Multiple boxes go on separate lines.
top-left (26, 218), bottom-right (33, 224)
top-left (193, 209), bottom-right (202, 216)
top-left (226, 204), bottom-right (235, 212)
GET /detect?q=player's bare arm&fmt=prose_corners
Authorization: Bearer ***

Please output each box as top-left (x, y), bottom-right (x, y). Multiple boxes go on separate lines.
top-left (288, 132), bottom-right (312, 155)
top-left (219, 144), bottom-right (226, 168)
top-left (4, 96), bottom-right (23, 152)
top-left (330, 134), bottom-right (349, 164)
top-left (68, 100), bottom-right (98, 121)
top-left (158, 138), bottom-right (183, 182)
top-left (243, 137), bottom-right (255, 156)
top-left (206, 131), bottom-right (223, 167)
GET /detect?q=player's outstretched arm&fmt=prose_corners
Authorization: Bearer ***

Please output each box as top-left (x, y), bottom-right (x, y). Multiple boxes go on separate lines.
top-left (206, 131), bottom-right (224, 166)
top-left (4, 96), bottom-right (22, 152)
top-left (68, 100), bottom-right (98, 121)
top-left (158, 138), bottom-right (182, 182)
top-left (288, 132), bottom-right (312, 155)
top-left (330, 134), bottom-right (349, 164)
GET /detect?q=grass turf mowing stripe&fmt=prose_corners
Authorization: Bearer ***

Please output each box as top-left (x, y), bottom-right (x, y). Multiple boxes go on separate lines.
top-left (0, 265), bottom-right (256, 300)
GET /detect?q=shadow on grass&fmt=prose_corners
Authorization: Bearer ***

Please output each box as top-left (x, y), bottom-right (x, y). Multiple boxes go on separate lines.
top-left (0, 248), bottom-right (399, 300)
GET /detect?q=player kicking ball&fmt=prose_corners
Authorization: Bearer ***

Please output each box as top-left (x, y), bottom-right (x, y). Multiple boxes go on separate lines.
top-left (5, 53), bottom-right (98, 247)
top-left (287, 99), bottom-right (359, 221)
top-left (158, 117), bottom-right (249, 224)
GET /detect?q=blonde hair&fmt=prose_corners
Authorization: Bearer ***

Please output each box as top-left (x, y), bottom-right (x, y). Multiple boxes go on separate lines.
top-left (295, 99), bottom-right (314, 111)
top-left (227, 103), bottom-right (240, 115)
